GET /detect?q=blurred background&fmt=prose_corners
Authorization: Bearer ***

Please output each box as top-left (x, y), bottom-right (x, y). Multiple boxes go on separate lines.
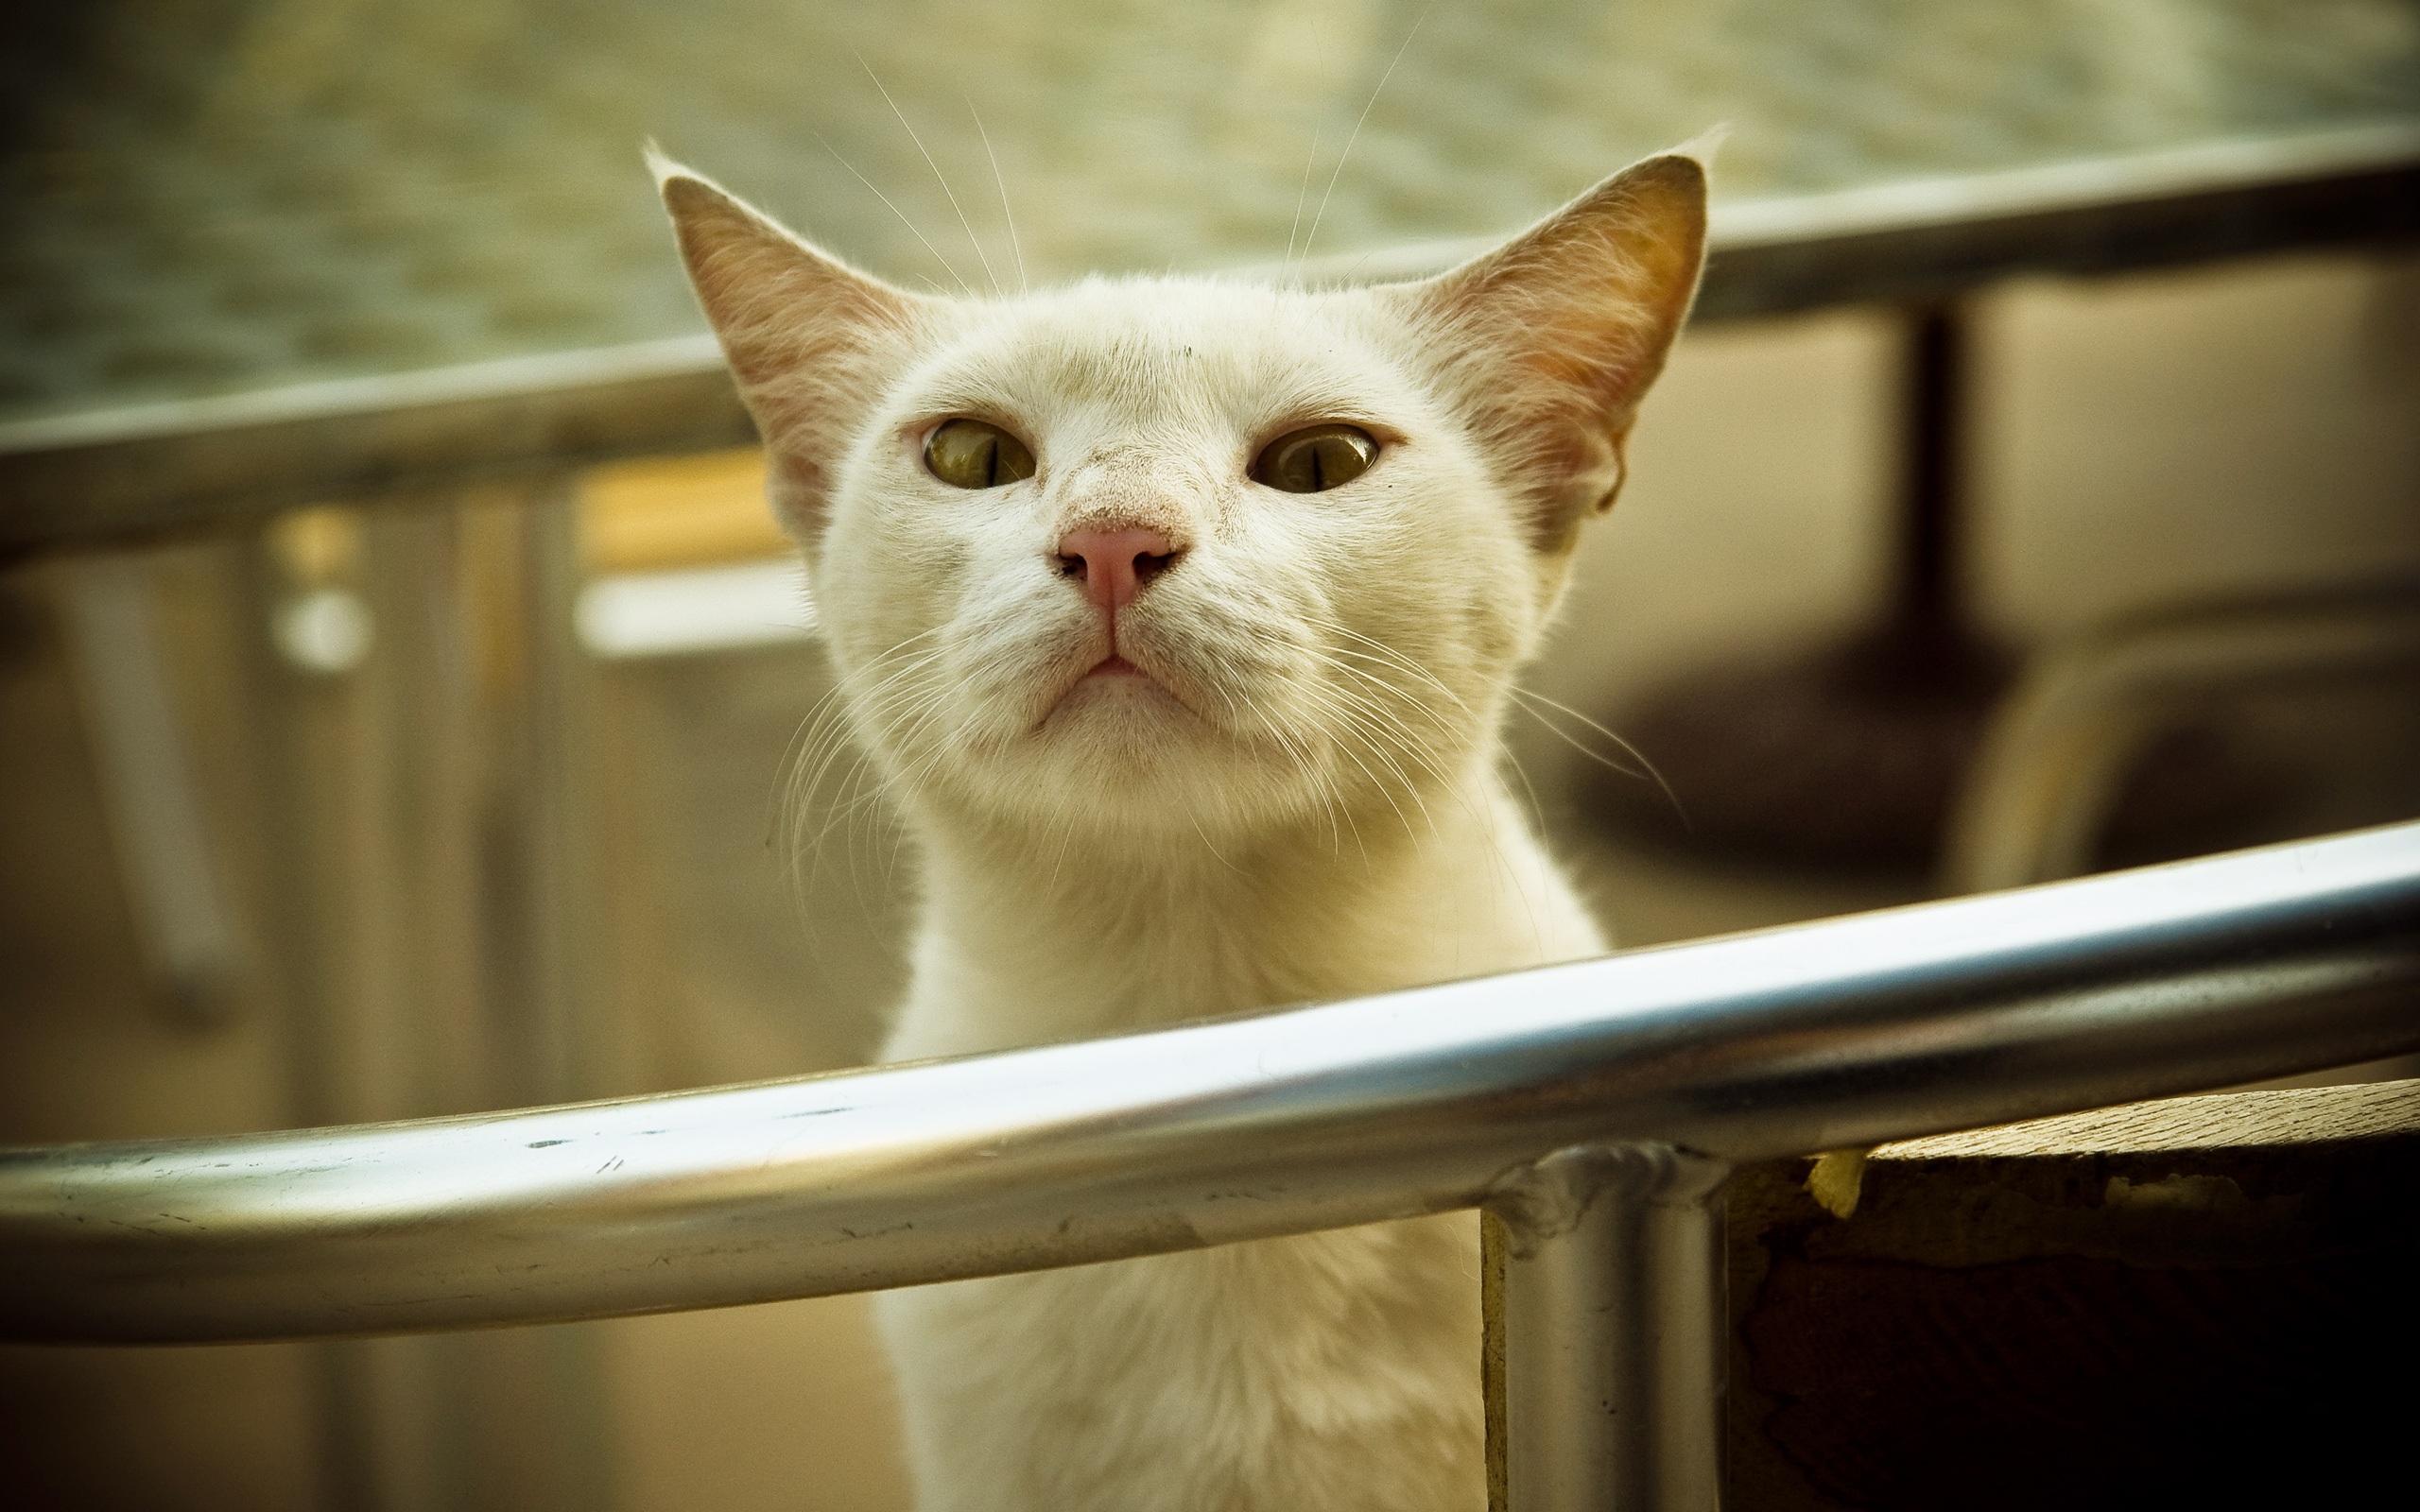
top-left (3, 2), bottom-right (2417, 1508)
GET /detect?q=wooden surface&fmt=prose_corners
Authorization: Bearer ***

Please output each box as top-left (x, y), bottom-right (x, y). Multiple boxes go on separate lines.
top-left (1724, 1080), bottom-right (2420, 1510)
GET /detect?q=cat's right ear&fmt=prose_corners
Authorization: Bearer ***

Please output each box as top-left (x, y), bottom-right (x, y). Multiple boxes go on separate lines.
top-left (651, 152), bottom-right (929, 541)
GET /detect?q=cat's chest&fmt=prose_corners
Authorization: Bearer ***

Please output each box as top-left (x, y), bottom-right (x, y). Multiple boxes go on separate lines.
top-left (886, 801), bottom-right (1605, 1061)
top-left (875, 1214), bottom-right (1487, 1510)
top-left (885, 919), bottom-right (1348, 1060)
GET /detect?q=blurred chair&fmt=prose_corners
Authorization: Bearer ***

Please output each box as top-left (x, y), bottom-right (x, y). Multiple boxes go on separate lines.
top-left (1944, 577), bottom-right (2420, 893)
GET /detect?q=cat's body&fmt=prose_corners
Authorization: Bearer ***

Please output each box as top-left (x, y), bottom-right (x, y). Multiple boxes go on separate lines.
top-left (659, 147), bottom-right (1705, 1511)
top-left (878, 781), bottom-right (1599, 1511)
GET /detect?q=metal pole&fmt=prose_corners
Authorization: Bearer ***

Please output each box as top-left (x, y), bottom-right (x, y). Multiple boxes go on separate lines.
top-left (267, 484), bottom-right (611, 1512)
top-left (58, 551), bottom-right (245, 1023)
top-left (1491, 1146), bottom-right (1730, 1512)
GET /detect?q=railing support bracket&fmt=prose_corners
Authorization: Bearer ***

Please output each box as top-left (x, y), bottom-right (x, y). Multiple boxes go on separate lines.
top-left (1486, 1143), bottom-right (1733, 1512)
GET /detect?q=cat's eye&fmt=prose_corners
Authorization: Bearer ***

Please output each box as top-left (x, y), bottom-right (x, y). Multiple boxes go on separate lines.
top-left (1252, 425), bottom-right (1377, 493)
top-left (925, 418), bottom-right (1037, 489)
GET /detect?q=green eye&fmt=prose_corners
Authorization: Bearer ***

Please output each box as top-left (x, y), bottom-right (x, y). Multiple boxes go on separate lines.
top-left (925, 419), bottom-right (1037, 489)
top-left (1253, 424), bottom-right (1377, 493)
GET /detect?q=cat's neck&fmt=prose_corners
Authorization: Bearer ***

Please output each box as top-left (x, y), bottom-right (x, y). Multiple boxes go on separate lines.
top-left (887, 757), bottom-right (1599, 1057)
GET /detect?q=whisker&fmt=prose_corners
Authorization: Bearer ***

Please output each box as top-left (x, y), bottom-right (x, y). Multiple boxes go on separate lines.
top-left (967, 97), bottom-right (1028, 296)
top-left (1301, 5), bottom-right (1430, 267)
top-left (1188, 808), bottom-right (1246, 874)
top-left (1508, 686), bottom-right (1690, 828)
top-left (1288, 679), bottom-right (1431, 842)
top-left (1285, 127), bottom-right (1322, 276)
top-left (1295, 638), bottom-right (1468, 781)
top-left (1504, 685), bottom-right (1647, 777)
top-left (1303, 615), bottom-right (1474, 714)
top-left (1307, 668), bottom-right (1473, 829)
top-left (1300, 643), bottom-right (1546, 871)
top-left (779, 630), bottom-right (974, 906)
top-left (858, 55), bottom-right (1002, 298)
top-left (818, 133), bottom-right (976, 298)
top-left (780, 629), bottom-right (950, 876)
top-left (1499, 744), bottom-right (1551, 844)
top-left (1235, 687), bottom-right (1358, 863)
top-left (1047, 801), bottom-right (1082, 889)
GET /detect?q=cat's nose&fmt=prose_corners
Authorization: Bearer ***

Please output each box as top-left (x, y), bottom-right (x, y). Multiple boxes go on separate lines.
top-left (1054, 526), bottom-right (1181, 613)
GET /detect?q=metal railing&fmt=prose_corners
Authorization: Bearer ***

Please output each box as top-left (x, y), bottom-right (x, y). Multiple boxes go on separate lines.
top-left (7, 819), bottom-right (2417, 1511)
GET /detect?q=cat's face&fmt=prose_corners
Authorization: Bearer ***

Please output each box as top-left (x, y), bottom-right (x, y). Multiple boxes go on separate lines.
top-left (808, 278), bottom-right (1539, 841)
top-left (660, 155), bottom-right (1705, 847)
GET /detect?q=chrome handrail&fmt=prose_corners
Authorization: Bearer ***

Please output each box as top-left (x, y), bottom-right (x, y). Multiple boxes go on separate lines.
top-left (6, 817), bottom-right (2415, 1347)
top-left (8, 819), bottom-right (2416, 1512)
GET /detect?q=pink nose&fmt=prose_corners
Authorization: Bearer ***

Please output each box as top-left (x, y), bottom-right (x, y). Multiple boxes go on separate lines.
top-left (1055, 526), bottom-right (1180, 613)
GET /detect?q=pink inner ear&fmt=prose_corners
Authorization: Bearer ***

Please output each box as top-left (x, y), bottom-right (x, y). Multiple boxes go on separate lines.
top-left (659, 170), bottom-right (932, 543)
top-left (1402, 155), bottom-right (1706, 539)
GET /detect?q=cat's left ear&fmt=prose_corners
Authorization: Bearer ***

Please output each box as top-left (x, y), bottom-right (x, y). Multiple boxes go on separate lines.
top-left (651, 150), bottom-right (931, 542)
top-left (1385, 149), bottom-right (1708, 552)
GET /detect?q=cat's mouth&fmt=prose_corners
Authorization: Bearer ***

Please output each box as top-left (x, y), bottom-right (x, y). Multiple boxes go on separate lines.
top-left (1039, 644), bottom-right (1204, 728)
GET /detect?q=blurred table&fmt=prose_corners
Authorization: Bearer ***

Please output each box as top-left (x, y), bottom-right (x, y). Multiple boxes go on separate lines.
top-left (2, 0), bottom-right (2415, 554)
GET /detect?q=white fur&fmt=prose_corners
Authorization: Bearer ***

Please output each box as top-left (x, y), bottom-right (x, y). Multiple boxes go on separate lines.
top-left (660, 152), bottom-right (1706, 1512)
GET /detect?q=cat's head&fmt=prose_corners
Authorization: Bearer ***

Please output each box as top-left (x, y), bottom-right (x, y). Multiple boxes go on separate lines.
top-left (657, 151), bottom-right (1704, 850)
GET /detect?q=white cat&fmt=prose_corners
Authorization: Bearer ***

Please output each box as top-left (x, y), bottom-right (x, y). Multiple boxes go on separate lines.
top-left (657, 146), bottom-right (1706, 1512)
